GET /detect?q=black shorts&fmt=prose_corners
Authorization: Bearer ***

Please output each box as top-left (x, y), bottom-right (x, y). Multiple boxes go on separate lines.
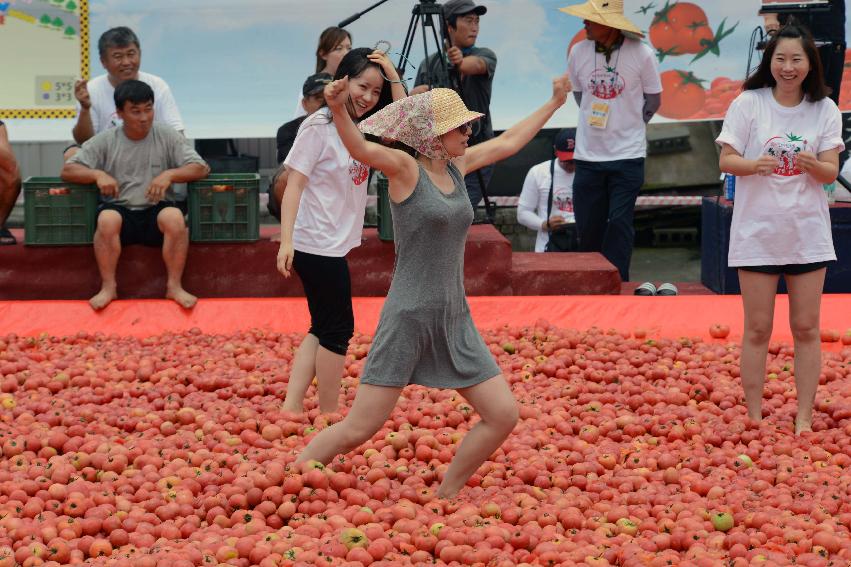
top-left (292, 250), bottom-right (354, 356)
top-left (98, 201), bottom-right (187, 247)
top-left (738, 261), bottom-right (832, 276)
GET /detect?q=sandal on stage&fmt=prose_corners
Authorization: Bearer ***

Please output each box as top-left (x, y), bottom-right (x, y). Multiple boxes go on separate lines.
top-left (634, 282), bottom-right (657, 296)
top-left (0, 227), bottom-right (16, 246)
top-left (656, 283), bottom-right (679, 296)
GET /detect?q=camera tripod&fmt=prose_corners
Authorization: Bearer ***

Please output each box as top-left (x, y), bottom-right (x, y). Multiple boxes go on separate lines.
top-left (338, 0), bottom-right (498, 223)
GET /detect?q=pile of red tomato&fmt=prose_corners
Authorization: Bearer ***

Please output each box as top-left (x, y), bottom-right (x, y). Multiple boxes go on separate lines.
top-left (2, 323), bottom-right (851, 566)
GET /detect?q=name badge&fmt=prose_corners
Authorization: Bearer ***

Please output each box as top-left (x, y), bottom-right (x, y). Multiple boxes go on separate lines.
top-left (588, 101), bottom-right (610, 129)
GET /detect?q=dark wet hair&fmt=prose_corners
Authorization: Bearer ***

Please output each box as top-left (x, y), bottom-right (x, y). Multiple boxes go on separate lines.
top-left (334, 47), bottom-right (394, 121)
top-left (743, 23), bottom-right (830, 102)
top-left (316, 27), bottom-right (352, 73)
top-left (98, 26), bottom-right (140, 58)
top-left (114, 79), bottom-right (154, 111)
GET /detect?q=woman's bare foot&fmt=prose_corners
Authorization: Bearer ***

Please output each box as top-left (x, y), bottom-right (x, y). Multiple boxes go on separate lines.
top-left (745, 415), bottom-right (763, 428)
top-left (89, 286), bottom-right (118, 311)
top-left (166, 286), bottom-right (197, 309)
top-left (746, 409), bottom-right (763, 424)
top-left (794, 414), bottom-right (813, 435)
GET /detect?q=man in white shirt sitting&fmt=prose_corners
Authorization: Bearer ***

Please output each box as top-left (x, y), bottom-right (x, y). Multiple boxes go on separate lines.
top-left (517, 128), bottom-right (577, 252)
top-left (72, 26), bottom-right (184, 143)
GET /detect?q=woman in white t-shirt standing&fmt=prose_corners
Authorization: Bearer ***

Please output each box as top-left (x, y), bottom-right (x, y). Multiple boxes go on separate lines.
top-left (277, 48), bottom-right (406, 416)
top-left (294, 27), bottom-right (353, 119)
top-left (716, 24), bottom-right (844, 434)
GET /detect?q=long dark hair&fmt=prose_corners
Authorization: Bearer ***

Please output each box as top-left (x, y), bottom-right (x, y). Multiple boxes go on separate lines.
top-left (334, 47), bottom-right (394, 121)
top-left (743, 23), bottom-right (830, 102)
top-left (315, 27), bottom-right (352, 73)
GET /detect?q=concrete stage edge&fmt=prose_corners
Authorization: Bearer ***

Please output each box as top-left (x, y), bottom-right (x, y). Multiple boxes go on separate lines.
top-left (2, 295), bottom-right (851, 345)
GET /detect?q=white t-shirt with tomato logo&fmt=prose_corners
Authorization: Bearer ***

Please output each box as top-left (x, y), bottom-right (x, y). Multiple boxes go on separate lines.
top-left (285, 107), bottom-right (370, 257)
top-left (716, 88), bottom-right (844, 266)
top-left (567, 38), bottom-right (662, 161)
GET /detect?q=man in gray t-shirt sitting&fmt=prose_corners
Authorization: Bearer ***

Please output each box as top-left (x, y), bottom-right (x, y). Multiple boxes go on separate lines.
top-left (62, 80), bottom-right (209, 311)
top-left (410, 0), bottom-right (497, 209)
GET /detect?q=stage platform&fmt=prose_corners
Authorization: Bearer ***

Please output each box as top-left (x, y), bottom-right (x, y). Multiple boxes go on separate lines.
top-left (2, 295), bottom-right (850, 345)
top-left (0, 226), bottom-right (622, 299)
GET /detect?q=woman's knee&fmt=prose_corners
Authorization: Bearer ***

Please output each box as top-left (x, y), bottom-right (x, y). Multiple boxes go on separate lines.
top-left (790, 318), bottom-right (820, 342)
top-left (484, 398), bottom-right (519, 434)
top-left (315, 326), bottom-right (354, 356)
top-left (744, 320), bottom-right (773, 345)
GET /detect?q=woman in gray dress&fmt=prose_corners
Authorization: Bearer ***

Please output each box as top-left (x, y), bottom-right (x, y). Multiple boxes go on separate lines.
top-left (296, 75), bottom-right (570, 498)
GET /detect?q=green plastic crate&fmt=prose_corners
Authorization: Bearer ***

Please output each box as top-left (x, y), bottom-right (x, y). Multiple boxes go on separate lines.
top-left (23, 177), bottom-right (98, 246)
top-left (188, 173), bottom-right (260, 242)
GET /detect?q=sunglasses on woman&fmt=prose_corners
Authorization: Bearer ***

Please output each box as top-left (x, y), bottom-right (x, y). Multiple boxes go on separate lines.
top-left (456, 122), bottom-right (473, 135)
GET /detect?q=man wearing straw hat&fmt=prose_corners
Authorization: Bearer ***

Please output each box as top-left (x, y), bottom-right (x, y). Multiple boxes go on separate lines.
top-left (561, 0), bottom-right (662, 282)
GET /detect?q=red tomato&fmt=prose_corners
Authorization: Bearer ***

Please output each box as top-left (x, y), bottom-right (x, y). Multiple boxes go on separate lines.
top-left (708, 324), bottom-right (730, 339)
top-left (568, 28), bottom-right (587, 56)
top-left (659, 70), bottom-right (707, 119)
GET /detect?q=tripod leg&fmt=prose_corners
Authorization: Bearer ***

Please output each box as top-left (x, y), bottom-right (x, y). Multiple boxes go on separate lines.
top-left (420, 15), bottom-right (434, 87)
top-left (399, 13), bottom-right (419, 77)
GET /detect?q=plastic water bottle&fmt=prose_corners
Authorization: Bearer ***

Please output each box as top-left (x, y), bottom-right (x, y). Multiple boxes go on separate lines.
top-left (724, 174), bottom-right (736, 201)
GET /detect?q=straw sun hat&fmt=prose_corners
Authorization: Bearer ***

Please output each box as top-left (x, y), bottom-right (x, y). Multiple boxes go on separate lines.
top-left (358, 89), bottom-right (483, 160)
top-left (559, 0), bottom-right (644, 37)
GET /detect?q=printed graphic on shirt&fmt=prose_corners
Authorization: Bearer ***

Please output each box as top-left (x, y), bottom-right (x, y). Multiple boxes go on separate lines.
top-left (763, 132), bottom-right (810, 177)
top-left (554, 192), bottom-right (573, 214)
top-left (587, 66), bottom-right (625, 100)
top-left (350, 159), bottom-right (369, 186)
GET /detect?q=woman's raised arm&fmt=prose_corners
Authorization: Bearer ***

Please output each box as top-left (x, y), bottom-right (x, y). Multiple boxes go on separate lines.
top-left (459, 75), bottom-right (571, 176)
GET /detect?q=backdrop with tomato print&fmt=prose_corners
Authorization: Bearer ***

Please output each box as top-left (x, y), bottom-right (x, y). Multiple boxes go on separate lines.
top-left (564, 0), bottom-right (851, 121)
top-left (3, 0), bottom-right (851, 141)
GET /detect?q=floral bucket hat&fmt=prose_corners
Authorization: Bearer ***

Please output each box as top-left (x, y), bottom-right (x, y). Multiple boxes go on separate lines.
top-left (358, 88), bottom-right (483, 160)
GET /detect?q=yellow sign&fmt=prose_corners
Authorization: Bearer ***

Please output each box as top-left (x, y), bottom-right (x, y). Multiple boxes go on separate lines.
top-left (0, 0), bottom-right (89, 119)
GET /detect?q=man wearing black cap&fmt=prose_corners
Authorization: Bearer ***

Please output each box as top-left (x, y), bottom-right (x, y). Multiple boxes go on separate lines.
top-left (517, 129), bottom-right (578, 252)
top-left (268, 73), bottom-right (332, 221)
top-left (277, 73), bottom-right (333, 164)
top-left (410, 0), bottom-right (497, 209)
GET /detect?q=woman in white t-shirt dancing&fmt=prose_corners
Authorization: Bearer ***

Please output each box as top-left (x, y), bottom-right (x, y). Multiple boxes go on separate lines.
top-left (716, 24), bottom-right (844, 434)
top-left (277, 47), bottom-right (406, 415)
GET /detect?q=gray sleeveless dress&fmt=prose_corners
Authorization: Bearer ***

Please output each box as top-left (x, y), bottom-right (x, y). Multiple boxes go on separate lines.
top-left (359, 162), bottom-right (501, 389)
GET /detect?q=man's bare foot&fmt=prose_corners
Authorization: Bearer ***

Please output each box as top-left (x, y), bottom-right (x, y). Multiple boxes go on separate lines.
top-left (166, 286), bottom-right (197, 309)
top-left (89, 287), bottom-right (118, 310)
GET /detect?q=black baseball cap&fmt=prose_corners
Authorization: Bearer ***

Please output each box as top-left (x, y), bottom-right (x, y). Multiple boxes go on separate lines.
top-left (554, 128), bottom-right (576, 161)
top-left (443, 0), bottom-right (487, 19)
top-left (302, 73), bottom-right (332, 97)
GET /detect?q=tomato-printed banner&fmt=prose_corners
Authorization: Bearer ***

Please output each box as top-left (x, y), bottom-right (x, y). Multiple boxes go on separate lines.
top-left (3, 0), bottom-right (850, 141)
top-left (564, 0), bottom-right (850, 122)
